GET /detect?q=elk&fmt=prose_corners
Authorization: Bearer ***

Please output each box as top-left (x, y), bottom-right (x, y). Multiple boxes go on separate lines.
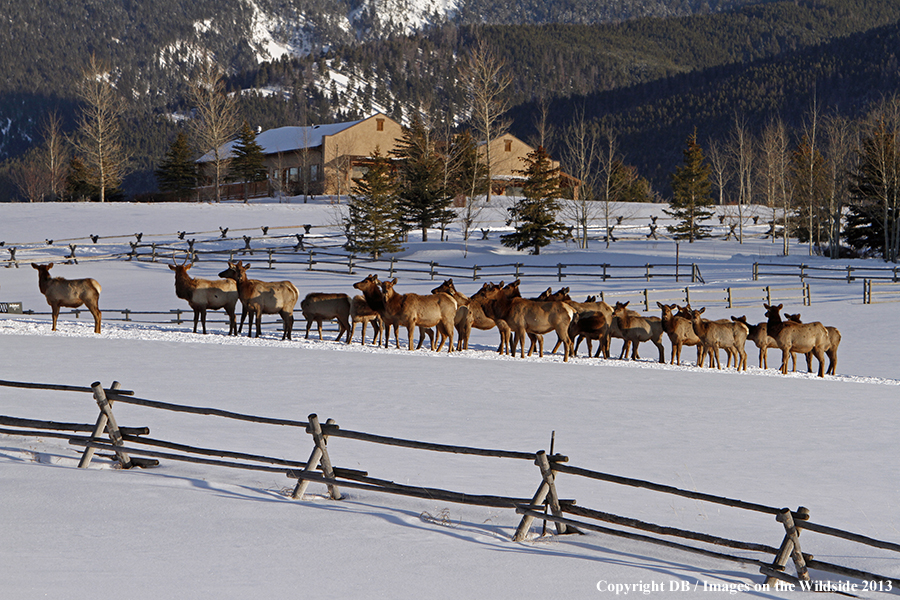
top-left (570, 296), bottom-right (613, 358)
top-left (300, 292), bottom-right (352, 342)
top-left (482, 280), bottom-right (576, 361)
top-left (469, 281), bottom-right (516, 354)
top-left (349, 295), bottom-right (383, 346)
top-left (31, 263), bottom-right (102, 333)
top-left (168, 262), bottom-right (238, 335)
top-left (611, 301), bottom-right (666, 363)
top-left (731, 316), bottom-right (777, 369)
top-left (379, 278), bottom-right (457, 352)
top-left (784, 313), bottom-right (841, 376)
top-left (218, 261), bottom-right (299, 340)
top-left (657, 302), bottom-right (701, 365)
top-left (352, 275), bottom-right (437, 350)
top-left (688, 307), bottom-right (748, 370)
top-left (763, 303), bottom-right (828, 377)
top-left (431, 279), bottom-right (507, 352)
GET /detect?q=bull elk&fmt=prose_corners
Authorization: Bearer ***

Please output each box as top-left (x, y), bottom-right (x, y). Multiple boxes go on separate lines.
top-left (31, 263), bottom-right (102, 334)
top-left (300, 292), bottom-right (351, 342)
top-left (168, 262), bottom-right (238, 335)
top-left (218, 261), bottom-right (299, 340)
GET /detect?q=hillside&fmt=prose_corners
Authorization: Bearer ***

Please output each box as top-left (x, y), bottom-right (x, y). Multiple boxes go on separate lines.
top-left (3, 0), bottom-right (900, 200)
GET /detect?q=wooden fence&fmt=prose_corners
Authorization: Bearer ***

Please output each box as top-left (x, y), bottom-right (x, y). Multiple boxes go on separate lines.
top-left (2, 376), bottom-right (899, 590)
top-left (754, 262), bottom-right (900, 283)
top-left (863, 279), bottom-right (900, 304)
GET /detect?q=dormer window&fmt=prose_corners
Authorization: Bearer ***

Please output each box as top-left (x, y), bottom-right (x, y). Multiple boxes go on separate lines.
top-left (376, 118), bottom-right (385, 132)
top-left (505, 140), bottom-right (512, 152)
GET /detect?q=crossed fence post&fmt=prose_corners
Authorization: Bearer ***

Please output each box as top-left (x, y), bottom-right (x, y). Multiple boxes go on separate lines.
top-left (513, 450), bottom-right (579, 541)
top-left (78, 381), bottom-right (132, 469)
top-left (291, 414), bottom-right (341, 500)
top-left (762, 507), bottom-right (811, 586)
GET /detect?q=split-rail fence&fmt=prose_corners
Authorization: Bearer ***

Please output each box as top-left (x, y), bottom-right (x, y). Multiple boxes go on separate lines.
top-left (2, 377), bottom-right (898, 590)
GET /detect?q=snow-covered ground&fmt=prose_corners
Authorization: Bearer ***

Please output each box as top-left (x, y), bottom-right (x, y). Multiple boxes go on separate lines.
top-left (1, 198), bottom-right (899, 599)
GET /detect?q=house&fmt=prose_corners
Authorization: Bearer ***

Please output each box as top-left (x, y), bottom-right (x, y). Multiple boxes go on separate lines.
top-left (198, 113), bottom-right (404, 199)
top-left (480, 133), bottom-right (577, 197)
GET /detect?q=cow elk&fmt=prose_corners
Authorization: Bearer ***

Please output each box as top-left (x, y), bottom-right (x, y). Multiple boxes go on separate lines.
top-left (32, 263), bottom-right (102, 334)
top-left (380, 278), bottom-right (457, 352)
top-left (611, 301), bottom-right (666, 363)
top-left (783, 312), bottom-right (841, 376)
top-left (688, 307), bottom-right (748, 370)
top-left (169, 262), bottom-right (238, 335)
top-left (300, 293), bottom-right (352, 342)
top-left (763, 303), bottom-right (828, 377)
top-left (657, 302), bottom-right (701, 365)
top-left (218, 261), bottom-right (299, 340)
top-left (731, 316), bottom-right (777, 369)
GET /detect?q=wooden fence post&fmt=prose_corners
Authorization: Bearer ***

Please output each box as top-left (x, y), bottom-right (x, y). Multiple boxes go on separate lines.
top-left (87, 381), bottom-right (132, 469)
top-left (558, 263), bottom-right (565, 282)
top-left (803, 283), bottom-right (811, 306)
top-left (727, 288), bottom-right (733, 309)
top-left (513, 450), bottom-right (578, 541)
top-left (643, 289), bottom-right (650, 312)
top-left (765, 286), bottom-right (771, 305)
top-left (752, 262), bottom-right (758, 281)
top-left (291, 415), bottom-right (341, 500)
top-left (764, 507), bottom-right (811, 586)
top-left (78, 381), bottom-right (121, 468)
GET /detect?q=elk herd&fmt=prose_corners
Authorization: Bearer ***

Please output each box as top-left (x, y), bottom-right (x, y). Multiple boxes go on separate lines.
top-left (27, 260), bottom-right (841, 378)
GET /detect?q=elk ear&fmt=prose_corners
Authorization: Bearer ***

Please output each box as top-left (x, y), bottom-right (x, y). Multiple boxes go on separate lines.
top-left (390, 278), bottom-right (397, 285)
top-left (47, 262), bottom-right (54, 269)
top-left (698, 307), bottom-right (705, 314)
top-left (656, 301), bottom-right (664, 309)
top-left (31, 263), bottom-right (39, 269)
top-left (777, 303), bottom-right (783, 310)
top-left (168, 264), bottom-right (177, 271)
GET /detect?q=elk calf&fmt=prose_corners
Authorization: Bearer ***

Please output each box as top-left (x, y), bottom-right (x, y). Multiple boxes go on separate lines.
top-left (301, 292), bottom-right (352, 342)
top-left (350, 295), bottom-right (383, 345)
top-left (32, 263), bottom-right (102, 334)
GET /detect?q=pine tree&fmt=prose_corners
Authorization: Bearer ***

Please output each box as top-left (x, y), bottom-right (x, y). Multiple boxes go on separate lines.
top-left (391, 116), bottom-right (453, 242)
top-left (666, 130), bottom-right (714, 242)
top-left (345, 150), bottom-right (404, 259)
top-left (230, 121), bottom-right (268, 202)
top-left (500, 146), bottom-right (566, 255)
top-left (155, 131), bottom-right (197, 200)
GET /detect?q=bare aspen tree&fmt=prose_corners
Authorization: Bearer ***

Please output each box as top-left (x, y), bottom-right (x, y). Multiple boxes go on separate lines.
top-left (822, 113), bottom-right (854, 259)
top-left (11, 156), bottom-right (49, 202)
top-left (43, 111), bottom-right (69, 201)
top-left (459, 39), bottom-right (512, 206)
top-left (730, 115), bottom-right (754, 243)
top-left (759, 119), bottom-right (791, 249)
top-left (798, 98), bottom-right (822, 256)
top-left (598, 127), bottom-right (629, 248)
top-left (71, 54), bottom-right (129, 203)
top-left (561, 109), bottom-right (600, 249)
top-left (190, 56), bottom-right (239, 203)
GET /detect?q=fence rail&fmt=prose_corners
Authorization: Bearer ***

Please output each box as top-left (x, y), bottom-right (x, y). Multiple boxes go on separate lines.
top-left (754, 262), bottom-right (900, 283)
top-left (2, 377), bottom-right (899, 589)
top-left (863, 279), bottom-right (900, 304)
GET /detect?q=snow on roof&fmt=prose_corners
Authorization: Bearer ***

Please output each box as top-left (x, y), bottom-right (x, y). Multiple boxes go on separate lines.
top-left (198, 119), bottom-right (363, 162)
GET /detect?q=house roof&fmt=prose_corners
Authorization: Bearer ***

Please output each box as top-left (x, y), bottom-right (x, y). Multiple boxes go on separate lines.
top-left (197, 120), bottom-right (363, 162)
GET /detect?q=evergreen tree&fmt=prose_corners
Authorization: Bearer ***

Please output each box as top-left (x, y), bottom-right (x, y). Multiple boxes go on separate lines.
top-left (391, 116), bottom-right (454, 242)
top-left (155, 131), bottom-right (197, 200)
top-left (666, 130), bottom-right (714, 242)
top-left (230, 121), bottom-right (268, 202)
top-left (345, 149), bottom-right (404, 259)
top-left (500, 146), bottom-right (566, 255)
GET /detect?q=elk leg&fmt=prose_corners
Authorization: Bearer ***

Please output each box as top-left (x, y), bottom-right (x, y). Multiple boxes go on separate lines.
top-left (283, 311), bottom-right (294, 341)
top-left (51, 305), bottom-right (60, 331)
top-left (193, 309), bottom-right (201, 334)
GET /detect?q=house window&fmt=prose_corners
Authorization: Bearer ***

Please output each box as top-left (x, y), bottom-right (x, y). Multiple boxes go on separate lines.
top-left (288, 167), bottom-right (299, 183)
top-left (376, 118), bottom-right (384, 132)
top-left (310, 164), bottom-right (318, 182)
top-left (504, 140), bottom-right (512, 152)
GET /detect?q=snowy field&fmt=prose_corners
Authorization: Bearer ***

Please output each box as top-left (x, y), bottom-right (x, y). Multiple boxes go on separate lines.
top-left (1, 198), bottom-right (899, 599)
